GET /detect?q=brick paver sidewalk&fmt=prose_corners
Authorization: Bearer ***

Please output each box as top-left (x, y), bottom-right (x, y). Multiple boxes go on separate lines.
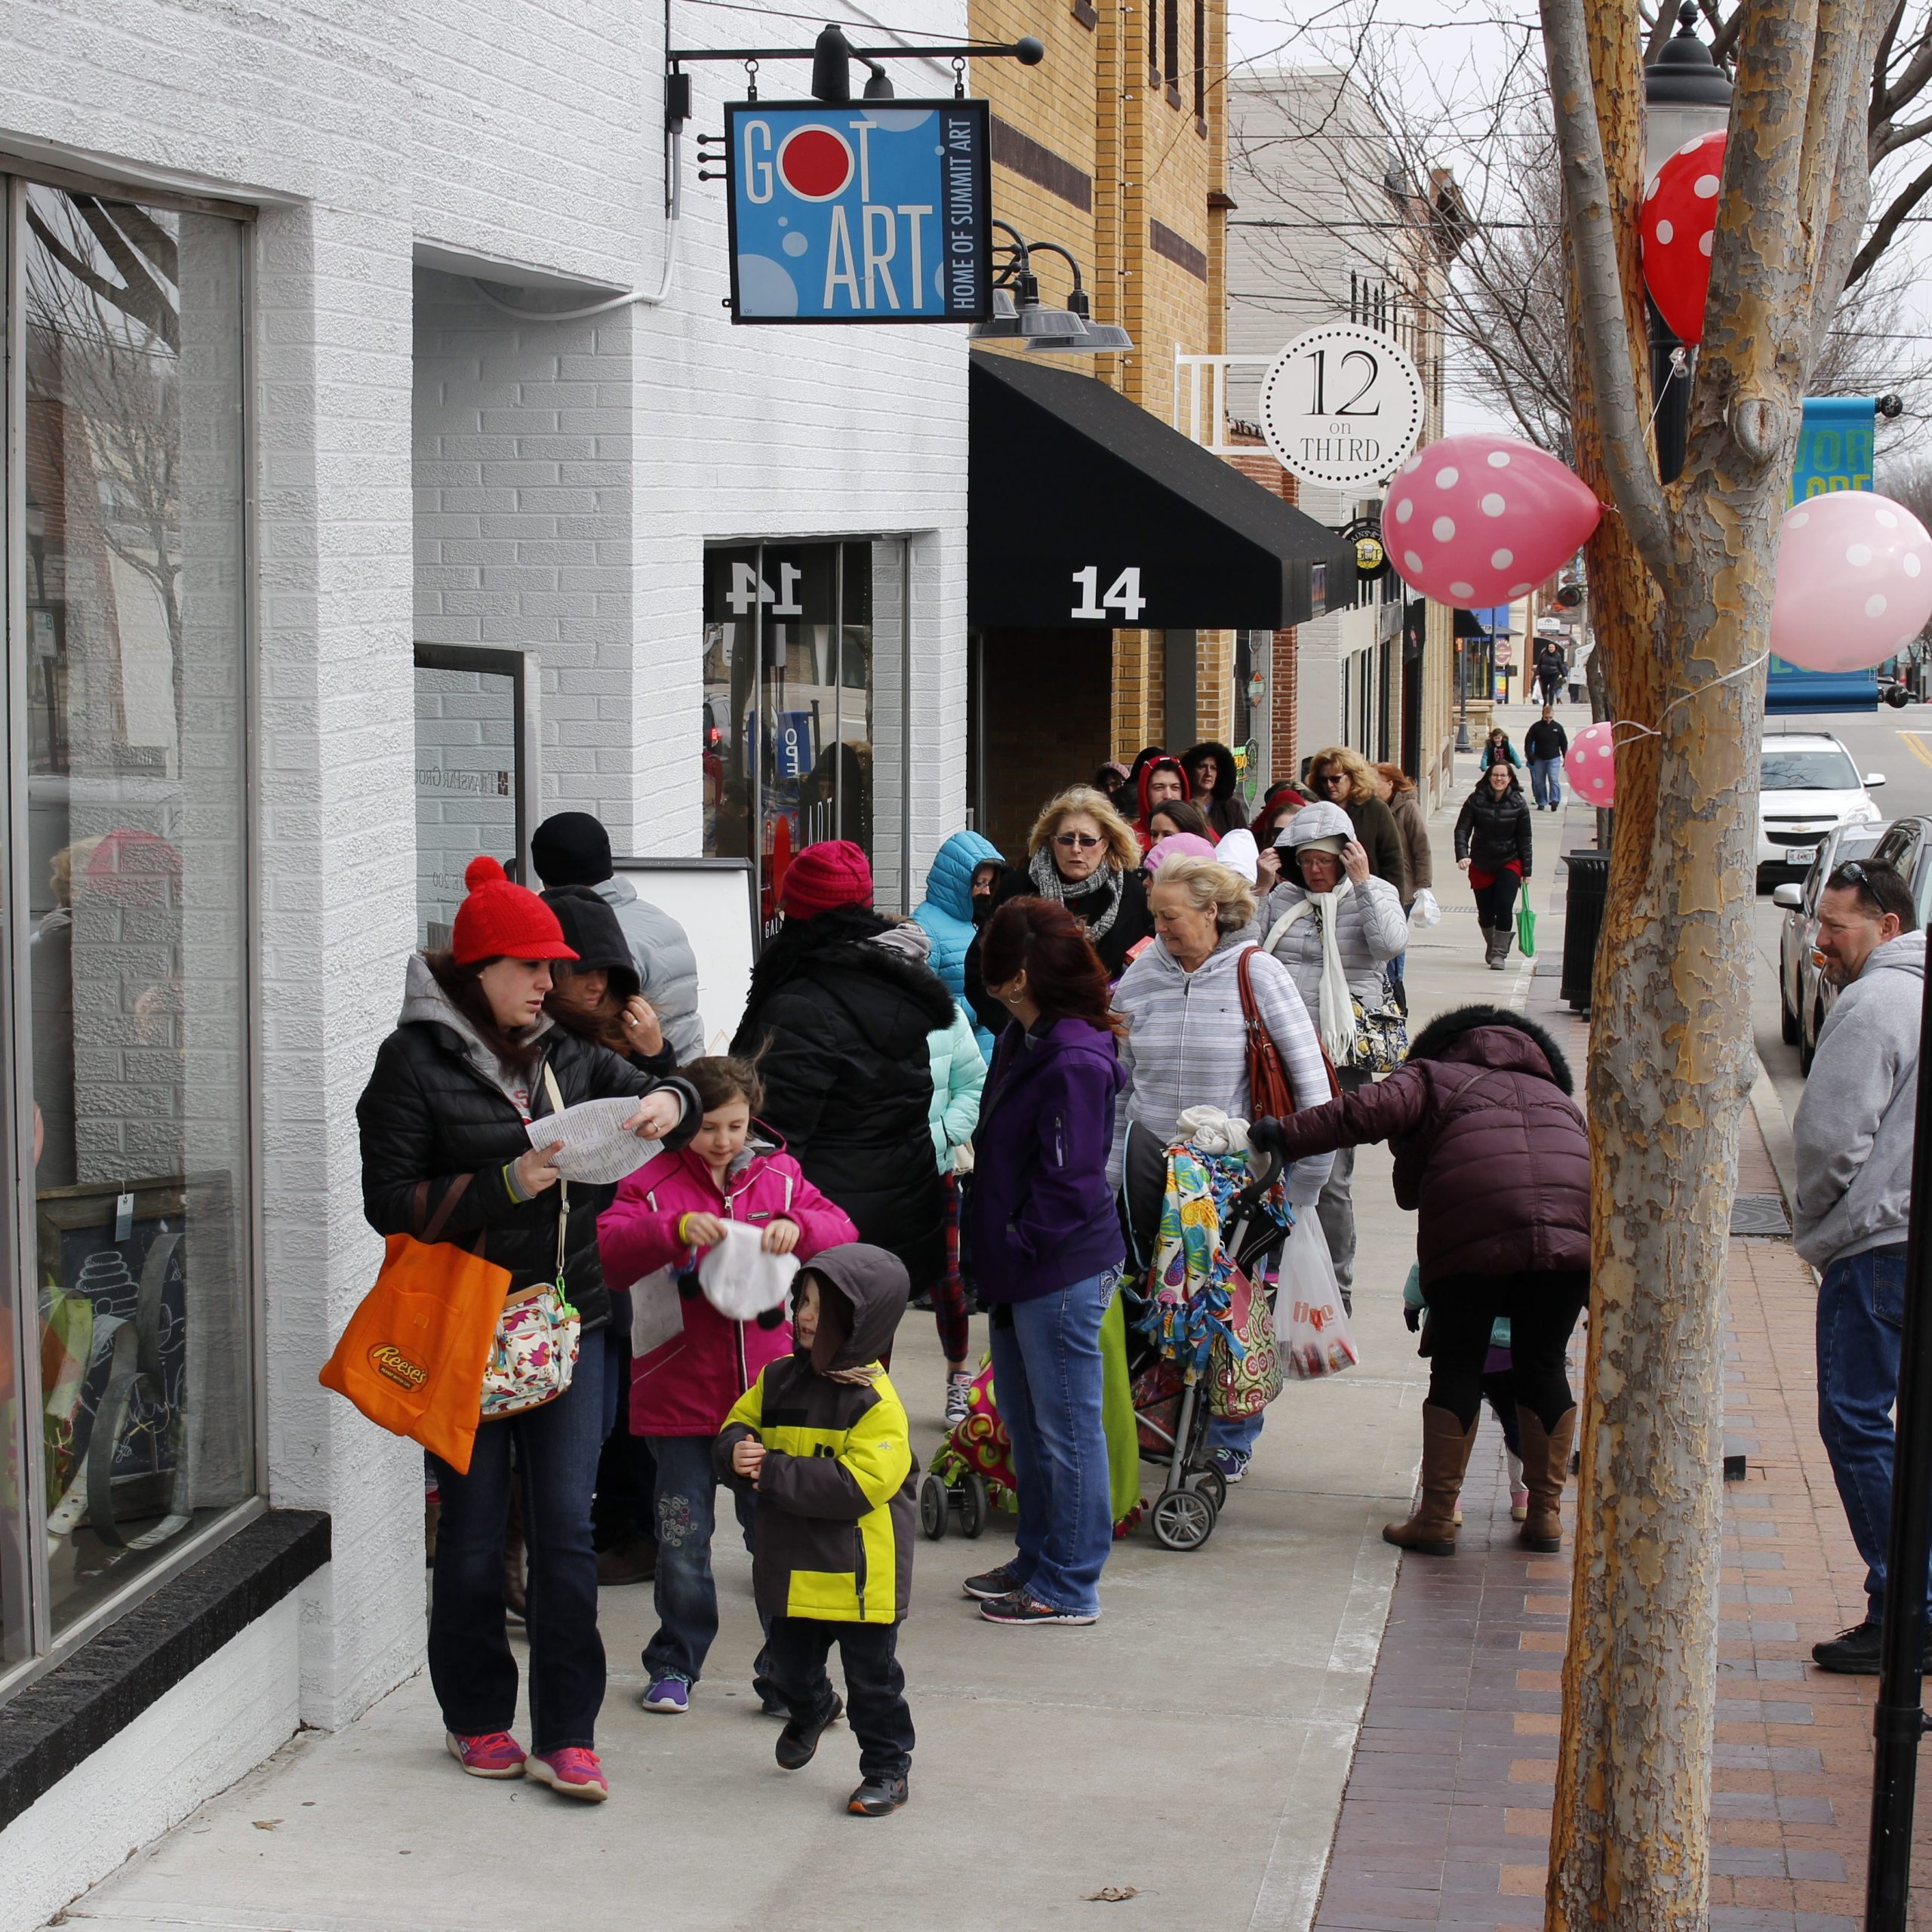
top-left (1308, 998), bottom-right (1924, 1930)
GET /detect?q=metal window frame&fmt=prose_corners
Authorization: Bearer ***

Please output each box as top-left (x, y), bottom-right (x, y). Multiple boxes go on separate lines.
top-left (411, 644), bottom-right (543, 888)
top-left (0, 172), bottom-right (265, 1705)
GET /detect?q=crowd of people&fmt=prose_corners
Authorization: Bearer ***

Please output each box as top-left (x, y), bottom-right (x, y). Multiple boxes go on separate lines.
top-left (352, 724), bottom-right (1597, 1820)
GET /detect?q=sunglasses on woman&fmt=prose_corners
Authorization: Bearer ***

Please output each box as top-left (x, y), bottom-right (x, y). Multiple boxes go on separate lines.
top-left (1054, 832), bottom-right (1103, 850)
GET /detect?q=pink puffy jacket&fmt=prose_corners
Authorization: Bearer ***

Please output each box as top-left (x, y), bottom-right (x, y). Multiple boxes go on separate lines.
top-left (598, 1136), bottom-right (858, 1438)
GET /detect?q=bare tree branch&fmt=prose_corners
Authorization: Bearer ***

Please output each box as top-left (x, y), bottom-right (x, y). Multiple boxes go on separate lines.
top-left (1539, 0), bottom-right (1673, 573)
top-left (1846, 144), bottom-right (1932, 277)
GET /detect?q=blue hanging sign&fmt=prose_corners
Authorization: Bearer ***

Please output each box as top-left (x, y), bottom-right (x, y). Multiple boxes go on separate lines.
top-left (1767, 397), bottom-right (1881, 715)
top-left (725, 101), bottom-right (992, 324)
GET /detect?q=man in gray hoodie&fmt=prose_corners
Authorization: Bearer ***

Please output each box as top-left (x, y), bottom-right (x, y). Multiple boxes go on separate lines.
top-left (1792, 859), bottom-right (1926, 1674)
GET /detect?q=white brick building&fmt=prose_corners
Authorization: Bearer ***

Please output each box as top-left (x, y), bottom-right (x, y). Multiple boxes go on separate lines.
top-left (0, 5), bottom-right (968, 1921)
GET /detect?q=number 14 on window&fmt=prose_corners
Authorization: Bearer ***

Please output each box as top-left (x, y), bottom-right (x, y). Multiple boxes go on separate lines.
top-left (1071, 566), bottom-right (1146, 623)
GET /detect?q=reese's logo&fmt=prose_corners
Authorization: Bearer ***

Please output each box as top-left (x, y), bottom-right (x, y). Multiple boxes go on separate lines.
top-left (370, 1343), bottom-right (428, 1392)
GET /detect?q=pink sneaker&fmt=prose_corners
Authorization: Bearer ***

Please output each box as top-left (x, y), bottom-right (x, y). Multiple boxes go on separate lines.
top-left (445, 1730), bottom-right (526, 1779)
top-left (528, 1746), bottom-right (609, 1801)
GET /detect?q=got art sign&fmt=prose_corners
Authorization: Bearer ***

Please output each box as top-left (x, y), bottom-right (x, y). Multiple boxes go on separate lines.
top-left (726, 101), bottom-right (992, 324)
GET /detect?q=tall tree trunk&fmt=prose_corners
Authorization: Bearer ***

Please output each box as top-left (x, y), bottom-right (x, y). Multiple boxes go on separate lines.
top-left (1540, 0), bottom-right (1889, 1924)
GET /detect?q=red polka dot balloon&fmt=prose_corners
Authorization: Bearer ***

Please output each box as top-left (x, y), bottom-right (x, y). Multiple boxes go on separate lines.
top-left (1384, 433), bottom-right (1602, 609)
top-left (1564, 721), bottom-right (1618, 808)
top-left (1771, 490), bottom-right (1932, 673)
top-left (1641, 131), bottom-right (1725, 345)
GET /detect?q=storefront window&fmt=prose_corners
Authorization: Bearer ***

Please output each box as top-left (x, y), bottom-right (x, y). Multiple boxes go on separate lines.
top-left (1, 180), bottom-right (254, 1673)
top-left (702, 539), bottom-right (907, 933)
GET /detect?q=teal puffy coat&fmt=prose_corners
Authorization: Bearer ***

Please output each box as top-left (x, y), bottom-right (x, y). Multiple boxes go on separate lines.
top-left (912, 830), bottom-right (1003, 1053)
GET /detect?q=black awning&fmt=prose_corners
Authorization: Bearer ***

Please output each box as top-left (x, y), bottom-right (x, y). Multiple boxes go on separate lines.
top-left (969, 355), bottom-right (1355, 632)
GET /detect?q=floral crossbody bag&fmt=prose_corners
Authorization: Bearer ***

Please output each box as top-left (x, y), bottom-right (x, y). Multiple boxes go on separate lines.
top-left (479, 1064), bottom-right (580, 1419)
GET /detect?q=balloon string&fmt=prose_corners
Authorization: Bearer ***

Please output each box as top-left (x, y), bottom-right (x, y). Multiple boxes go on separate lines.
top-left (1645, 346), bottom-right (1690, 433)
top-left (1604, 649), bottom-right (1772, 745)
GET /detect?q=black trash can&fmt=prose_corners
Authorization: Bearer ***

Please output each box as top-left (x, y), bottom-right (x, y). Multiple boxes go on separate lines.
top-left (1560, 850), bottom-right (1611, 1012)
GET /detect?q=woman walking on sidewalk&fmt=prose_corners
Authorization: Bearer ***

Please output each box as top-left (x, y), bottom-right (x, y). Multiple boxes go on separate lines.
top-left (1373, 764), bottom-right (1431, 1015)
top-left (1251, 1004), bottom-right (1590, 1557)
top-left (357, 858), bottom-right (698, 1801)
top-left (1303, 746), bottom-right (1408, 894)
top-left (964, 898), bottom-right (1128, 1626)
top-left (1455, 761), bottom-right (1534, 970)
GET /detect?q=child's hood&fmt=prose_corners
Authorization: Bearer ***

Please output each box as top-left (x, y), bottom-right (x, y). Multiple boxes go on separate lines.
top-left (802, 1242), bottom-right (909, 1373)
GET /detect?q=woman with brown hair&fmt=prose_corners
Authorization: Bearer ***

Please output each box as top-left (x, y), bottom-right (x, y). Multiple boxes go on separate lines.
top-left (961, 898), bottom-right (1128, 1625)
top-left (1372, 763), bottom-right (1431, 1017)
top-left (1304, 746), bottom-right (1408, 894)
top-left (964, 784), bottom-right (1153, 1035)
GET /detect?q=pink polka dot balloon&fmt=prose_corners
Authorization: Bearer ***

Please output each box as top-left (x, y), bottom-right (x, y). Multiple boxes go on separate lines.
top-left (1384, 433), bottom-right (1601, 609)
top-left (1641, 130), bottom-right (1726, 345)
top-left (1771, 491), bottom-right (1932, 673)
top-left (1564, 721), bottom-right (1617, 808)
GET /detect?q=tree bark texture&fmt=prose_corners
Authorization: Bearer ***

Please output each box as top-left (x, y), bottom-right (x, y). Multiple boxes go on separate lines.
top-left (1540, 1), bottom-right (1892, 1926)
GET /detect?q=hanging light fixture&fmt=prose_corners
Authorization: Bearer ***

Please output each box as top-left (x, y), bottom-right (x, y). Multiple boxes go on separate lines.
top-left (969, 226), bottom-right (1132, 353)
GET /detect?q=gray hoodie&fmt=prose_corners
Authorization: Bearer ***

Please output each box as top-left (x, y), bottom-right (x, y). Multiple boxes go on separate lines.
top-left (595, 876), bottom-right (703, 1063)
top-left (398, 951), bottom-right (552, 1112)
top-left (1792, 927), bottom-right (1925, 1270)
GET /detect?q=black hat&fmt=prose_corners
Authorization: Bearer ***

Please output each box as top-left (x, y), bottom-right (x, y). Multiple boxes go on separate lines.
top-left (531, 811), bottom-right (614, 888)
top-left (539, 885), bottom-right (640, 1001)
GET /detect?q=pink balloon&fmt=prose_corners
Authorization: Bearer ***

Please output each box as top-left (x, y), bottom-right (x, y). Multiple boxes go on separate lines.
top-left (1641, 131), bottom-right (1726, 345)
top-left (1564, 721), bottom-right (1617, 808)
top-left (1771, 491), bottom-right (1932, 673)
top-left (1385, 434), bottom-right (1602, 609)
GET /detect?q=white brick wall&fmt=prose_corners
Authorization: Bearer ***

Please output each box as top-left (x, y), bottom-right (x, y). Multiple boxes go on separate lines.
top-left (0, 0), bottom-right (969, 1905)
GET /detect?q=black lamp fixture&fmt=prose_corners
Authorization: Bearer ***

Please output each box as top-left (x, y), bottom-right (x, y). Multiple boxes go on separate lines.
top-left (1641, 4), bottom-right (1733, 484)
top-left (667, 23), bottom-right (1044, 118)
top-left (970, 223), bottom-right (1133, 354)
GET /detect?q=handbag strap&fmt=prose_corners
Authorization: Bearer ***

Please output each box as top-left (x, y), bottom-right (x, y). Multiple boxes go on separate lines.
top-left (540, 1062), bottom-right (570, 1283)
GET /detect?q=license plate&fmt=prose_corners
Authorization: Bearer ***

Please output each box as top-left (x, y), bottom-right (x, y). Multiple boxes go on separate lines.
top-left (1786, 844), bottom-right (1817, 864)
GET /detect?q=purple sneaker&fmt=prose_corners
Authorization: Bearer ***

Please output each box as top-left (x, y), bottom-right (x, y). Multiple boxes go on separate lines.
top-left (1209, 1447), bottom-right (1251, 1484)
top-left (641, 1677), bottom-right (690, 1713)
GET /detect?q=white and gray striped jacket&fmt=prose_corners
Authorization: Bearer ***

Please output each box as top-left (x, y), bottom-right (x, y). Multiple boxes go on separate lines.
top-left (1109, 935), bottom-right (1336, 1204)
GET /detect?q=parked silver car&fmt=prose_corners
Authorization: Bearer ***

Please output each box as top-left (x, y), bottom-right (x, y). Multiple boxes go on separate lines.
top-left (1773, 823), bottom-right (1884, 1072)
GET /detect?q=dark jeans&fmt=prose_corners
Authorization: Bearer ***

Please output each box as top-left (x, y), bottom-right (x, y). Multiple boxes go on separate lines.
top-left (1421, 1272), bottom-right (1588, 1432)
top-left (989, 1270), bottom-right (1116, 1614)
top-left (1817, 1244), bottom-right (1930, 1622)
top-left (1472, 872), bottom-right (1521, 930)
top-left (767, 1615), bottom-right (914, 1782)
top-left (429, 1328), bottom-right (611, 1753)
top-left (592, 1321), bottom-right (657, 1551)
top-left (641, 1432), bottom-right (770, 1692)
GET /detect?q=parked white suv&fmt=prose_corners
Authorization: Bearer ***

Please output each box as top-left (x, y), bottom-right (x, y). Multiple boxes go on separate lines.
top-left (1757, 733), bottom-right (1885, 884)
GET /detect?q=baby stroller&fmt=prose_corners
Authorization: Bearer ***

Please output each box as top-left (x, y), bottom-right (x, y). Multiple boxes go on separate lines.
top-left (1123, 1133), bottom-right (1288, 1551)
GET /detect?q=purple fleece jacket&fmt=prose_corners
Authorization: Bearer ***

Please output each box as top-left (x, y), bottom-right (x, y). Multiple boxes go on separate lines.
top-left (966, 1014), bottom-right (1126, 1302)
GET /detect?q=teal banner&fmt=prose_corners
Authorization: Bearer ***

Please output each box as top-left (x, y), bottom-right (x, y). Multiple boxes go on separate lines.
top-left (1767, 396), bottom-right (1881, 715)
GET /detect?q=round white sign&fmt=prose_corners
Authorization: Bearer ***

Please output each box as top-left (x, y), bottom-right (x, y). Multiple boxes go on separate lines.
top-left (1258, 324), bottom-right (1427, 492)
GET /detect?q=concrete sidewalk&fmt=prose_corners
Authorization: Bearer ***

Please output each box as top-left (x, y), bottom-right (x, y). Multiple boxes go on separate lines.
top-left (43, 758), bottom-right (1568, 1932)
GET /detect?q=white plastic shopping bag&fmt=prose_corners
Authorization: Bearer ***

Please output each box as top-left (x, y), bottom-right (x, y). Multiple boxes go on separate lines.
top-left (1409, 888), bottom-right (1442, 929)
top-left (1278, 1217), bottom-right (1360, 1379)
top-left (697, 1219), bottom-right (798, 1323)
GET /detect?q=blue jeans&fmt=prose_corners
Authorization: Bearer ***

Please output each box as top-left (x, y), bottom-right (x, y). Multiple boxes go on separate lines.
top-left (429, 1328), bottom-right (610, 1753)
top-left (1208, 1409), bottom-right (1266, 1454)
top-left (1530, 756), bottom-right (1563, 808)
top-left (641, 1433), bottom-right (771, 1692)
top-left (1817, 1244), bottom-right (1930, 1622)
top-left (989, 1270), bottom-right (1116, 1615)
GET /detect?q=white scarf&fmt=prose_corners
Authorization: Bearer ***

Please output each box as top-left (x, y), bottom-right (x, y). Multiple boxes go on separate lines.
top-left (1264, 882), bottom-right (1360, 1066)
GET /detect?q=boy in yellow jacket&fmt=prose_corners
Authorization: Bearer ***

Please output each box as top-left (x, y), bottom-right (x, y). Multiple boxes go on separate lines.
top-left (716, 1243), bottom-right (917, 1814)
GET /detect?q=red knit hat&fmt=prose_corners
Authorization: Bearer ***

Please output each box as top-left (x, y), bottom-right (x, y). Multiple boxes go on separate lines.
top-left (779, 839), bottom-right (874, 919)
top-left (450, 856), bottom-right (579, 966)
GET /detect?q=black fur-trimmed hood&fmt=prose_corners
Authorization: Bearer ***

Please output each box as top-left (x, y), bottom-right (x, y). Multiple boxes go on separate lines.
top-left (1182, 740), bottom-right (1240, 803)
top-left (1404, 1003), bottom-right (1574, 1095)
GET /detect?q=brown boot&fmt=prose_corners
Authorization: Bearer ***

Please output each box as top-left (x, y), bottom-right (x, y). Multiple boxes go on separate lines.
top-left (503, 1489), bottom-right (528, 1623)
top-left (1383, 1406), bottom-right (1479, 1556)
top-left (1515, 1406), bottom-right (1577, 1552)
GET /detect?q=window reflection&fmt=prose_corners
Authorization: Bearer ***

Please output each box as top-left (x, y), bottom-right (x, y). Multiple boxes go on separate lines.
top-left (6, 185), bottom-right (253, 1648)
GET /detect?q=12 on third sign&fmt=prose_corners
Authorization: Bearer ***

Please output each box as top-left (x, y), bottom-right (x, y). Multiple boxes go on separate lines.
top-left (726, 101), bottom-right (992, 324)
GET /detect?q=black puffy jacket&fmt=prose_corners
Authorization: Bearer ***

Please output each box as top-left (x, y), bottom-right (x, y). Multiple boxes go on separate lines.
top-left (731, 910), bottom-right (955, 1294)
top-left (357, 956), bottom-right (698, 1331)
top-left (1454, 783), bottom-right (1534, 876)
top-left (963, 861), bottom-right (1155, 1037)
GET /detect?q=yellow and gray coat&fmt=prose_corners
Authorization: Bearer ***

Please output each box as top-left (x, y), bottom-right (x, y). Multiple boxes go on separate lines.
top-left (715, 1243), bottom-right (917, 1625)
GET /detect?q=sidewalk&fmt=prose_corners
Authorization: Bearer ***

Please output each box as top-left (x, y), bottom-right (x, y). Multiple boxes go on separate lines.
top-left (1306, 801), bottom-right (1921, 1930)
top-left (36, 765), bottom-right (1567, 1932)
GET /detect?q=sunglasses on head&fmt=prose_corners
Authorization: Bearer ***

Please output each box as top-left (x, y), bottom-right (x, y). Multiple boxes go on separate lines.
top-left (1054, 832), bottom-right (1103, 850)
top-left (1830, 860), bottom-right (1869, 887)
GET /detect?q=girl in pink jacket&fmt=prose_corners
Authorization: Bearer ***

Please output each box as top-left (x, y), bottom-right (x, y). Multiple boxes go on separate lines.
top-left (598, 1056), bottom-right (857, 1712)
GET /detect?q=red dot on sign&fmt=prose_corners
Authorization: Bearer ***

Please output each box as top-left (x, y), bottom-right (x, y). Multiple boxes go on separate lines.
top-left (779, 128), bottom-right (853, 200)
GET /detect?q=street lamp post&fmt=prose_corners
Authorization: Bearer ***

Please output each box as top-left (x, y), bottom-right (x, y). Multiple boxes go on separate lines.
top-left (1641, 5), bottom-right (1734, 484)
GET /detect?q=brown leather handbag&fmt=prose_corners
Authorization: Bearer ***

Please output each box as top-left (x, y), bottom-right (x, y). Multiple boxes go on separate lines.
top-left (1238, 945), bottom-right (1340, 1123)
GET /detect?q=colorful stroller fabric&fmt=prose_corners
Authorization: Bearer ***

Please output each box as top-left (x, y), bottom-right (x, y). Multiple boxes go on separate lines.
top-left (928, 1290), bottom-right (1145, 1531)
top-left (1137, 1143), bottom-right (1289, 1371)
